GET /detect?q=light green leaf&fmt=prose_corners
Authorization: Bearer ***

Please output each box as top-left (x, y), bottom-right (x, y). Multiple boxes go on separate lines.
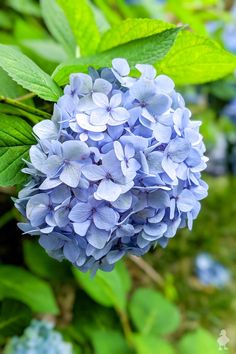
top-left (40, 0), bottom-right (76, 57)
top-left (52, 27), bottom-right (181, 86)
top-left (129, 288), bottom-right (180, 336)
top-left (21, 39), bottom-right (68, 63)
top-left (92, 330), bottom-right (132, 354)
top-left (93, 0), bottom-right (122, 27)
top-left (132, 334), bottom-right (176, 354)
top-left (23, 240), bottom-right (70, 281)
top-left (57, 0), bottom-right (100, 56)
top-left (0, 114), bottom-right (35, 186)
top-left (0, 266), bottom-right (59, 314)
top-left (178, 328), bottom-right (219, 354)
top-left (0, 44), bottom-right (62, 101)
top-left (158, 31), bottom-right (236, 85)
top-left (73, 265), bottom-right (128, 311)
top-left (0, 68), bottom-right (28, 99)
top-left (99, 18), bottom-right (174, 52)
top-left (0, 299), bottom-right (31, 337)
top-left (7, 0), bottom-right (41, 16)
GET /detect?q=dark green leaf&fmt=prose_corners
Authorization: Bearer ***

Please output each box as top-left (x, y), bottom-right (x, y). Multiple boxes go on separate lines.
top-left (129, 288), bottom-right (180, 336)
top-left (0, 45), bottom-right (62, 101)
top-left (57, 0), bottom-right (100, 56)
top-left (0, 114), bottom-right (35, 186)
top-left (40, 0), bottom-right (76, 57)
top-left (0, 266), bottom-right (59, 314)
top-left (0, 299), bottom-right (31, 337)
top-left (52, 27), bottom-right (181, 86)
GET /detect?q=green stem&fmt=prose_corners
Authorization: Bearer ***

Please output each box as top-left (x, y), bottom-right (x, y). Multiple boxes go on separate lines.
top-left (0, 95), bottom-right (51, 119)
top-left (15, 92), bottom-right (36, 102)
top-left (116, 307), bottom-right (133, 347)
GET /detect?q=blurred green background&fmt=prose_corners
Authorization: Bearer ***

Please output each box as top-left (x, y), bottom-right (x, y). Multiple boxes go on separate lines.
top-left (0, 0), bottom-right (235, 353)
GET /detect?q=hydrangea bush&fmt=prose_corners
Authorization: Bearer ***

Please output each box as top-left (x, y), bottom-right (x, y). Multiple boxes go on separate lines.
top-left (4, 320), bottom-right (72, 354)
top-left (15, 59), bottom-right (208, 273)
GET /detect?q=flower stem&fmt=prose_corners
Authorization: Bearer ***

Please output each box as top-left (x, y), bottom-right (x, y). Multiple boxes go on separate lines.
top-left (0, 95), bottom-right (51, 119)
top-left (116, 307), bottom-right (133, 347)
top-left (15, 92), bottom-right (36, 101)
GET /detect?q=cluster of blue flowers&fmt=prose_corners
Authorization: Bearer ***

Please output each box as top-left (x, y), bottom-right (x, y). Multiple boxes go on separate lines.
top-left (195, 253), bottom-right (231, 288)
top-left (4, 320), bottom-right (72, 354)
top-left (15, 58), bottom-right (208, 273)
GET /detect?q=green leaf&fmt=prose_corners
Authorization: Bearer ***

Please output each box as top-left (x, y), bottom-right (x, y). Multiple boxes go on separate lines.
top-left (52, 27), bottom-right (181, 86)
top-left (98, 18), bottom-right (174, 52)
top-left (0, 114), bottom-right (35, 186)
top-left (158, 31), bottom-right (236, 85)
top-left (0, 299), bottom-right (31, 337)
top-left (0, 10), bottom-right (12, 30)
top-left (57, 0), bottom-right (100, 56)
top-left (92, 330), bottom-right (132, 354)
top-left (7, 0), bottom-right (41, 17)
top-left (73, 265), bottom-right (128, 311)
top-left (132, 334), bottom-right (176, 354)
top-left (129, 288), bottom-right (180, 336)
top-left (23, 240), bottom-right (70, 281)
top-left (0, 45), bottom-right (62, 101)
top-left (21, 39), bottom-right (68, 63)
top-left (93, 0), bottom-right (122, 27)
top-left (0, 266), bottom-right (59, 314)
top-left (0, 68), bottom-right (28, 99)
top-left (40, 0), bottom-right (76, 57)
top-left (178, 328), bottom-right (219, 354)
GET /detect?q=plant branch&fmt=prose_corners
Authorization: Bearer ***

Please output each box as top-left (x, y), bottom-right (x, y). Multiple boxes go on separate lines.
top-left (129, 255), bottom-right (165, 288)
top-left (0, 95), bottom-right (51, 119)
top-left (116, 307), bottom-right (133, 347)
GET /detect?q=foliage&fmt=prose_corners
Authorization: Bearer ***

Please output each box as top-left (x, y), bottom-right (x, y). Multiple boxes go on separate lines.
top-left (0, 0), bottom-right (235, 353)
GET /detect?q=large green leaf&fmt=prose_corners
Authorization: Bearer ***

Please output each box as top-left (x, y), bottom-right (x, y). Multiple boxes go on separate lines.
top-left (40, 0), bottom-right (76, 57)
top-left (0, 299), bottom-right (31, 337)
top-left (73, 263), bottom-right (129, 311)
top-left (52, 27), bottom-right (181, 86)
top-left (92, 330), bottom-right (132, 354)
top-left (0, 114), bottom-right (35, 186)
top-left (178, 328), bottom-right (219, 354)
top-left (0, 266), bottom-right (59, 314)
top-left (98, 18), bottom-right (174, 52)
top-left (129, 288), bottom-right (180, 336)
top-left (0, 45), bottom-right (62, 101)
top-left (158, 31), bottom-right (236, 85)
top-left (57, 0), bottom-right (100, 56)
top-left (132, 334), bottom-right (176, 354)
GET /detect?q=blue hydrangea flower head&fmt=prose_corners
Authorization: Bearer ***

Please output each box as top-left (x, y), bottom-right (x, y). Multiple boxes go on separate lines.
top-left (15, 58), bottom-right (208, 273)
top-left (4, 320), bottom-right (73, 354)
top-left (195, 253), bottom-right (231, 288)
